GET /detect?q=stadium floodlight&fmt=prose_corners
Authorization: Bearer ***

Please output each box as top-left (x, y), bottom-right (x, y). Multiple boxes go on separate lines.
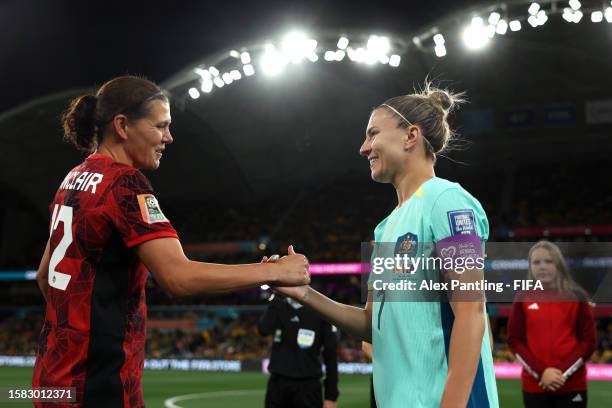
top-left (486, 24), bottom-right (496, 38)
top-left (221, 73), bottom-right (233, 85)
top-left (488, 12), bottom-right (501, 25)
top-left (308, 53), bottom-right (319, 62)
top-left (389, 54), bottom-right (401, 67)
top-left (591, 11), bottom-right (603, 22)
top-left (281, 31), bottom-right (317, 64)
top-left (240, 52), bottom-right (251, 64)
top-left (509, 20), bottom-right (522, 31)
top-left (194, 68), bottom-right (210, 78)
top-left (354, 47), bottom-right (367, 63)
top-left (562, 7), bottom-right (583, 23)
top-left (536, 10), bottom-right (548, 25)
top-left (324, 50), bottom-right (335, 61)
top-left (213, 77), bottom-right (224, 88)
top-left (188, 87), bottom-right (200, 99)
top-left (367, 35), bottom-right (391, 64)
top-left (367, 35), bottom-right (391, 55)
top-left (365, 52), bottom-right (378, 65)
top-left (194, 68), bottom-right (212, 92)
top-left (346, 47), bottom-right (356, 61)
top-left (606, 7), bottom-right (612, 22)
top-left (573, 10), bottom-right (583, 22)
top-left (433, 33), bottom-right (445, 45)
top-left (528, 2), bottom-right (541, 15)
top-left (462, 17), bottom-right (490, 50)
top-left (434, 44), bottom-right (447, 57)
top-left (281, 32), bottom-right (306, 58)
top-left (528, 15), bottom-right (540, 26)
top-left (243, 64), bottom-right (255, 76)
top-left (496, 19), bottom-right (508, 34)
top-left (201, 79), bottom-right (213, 93)
top-left (335, 50), bottom-right (346, 61)
top-left (208, 66), bottom-right (220, 77)
top-left (230, 70), bottom-right (241, 81)
top-left (569, 0), bottom-right (581, 11)
top-left (337, 36), bottom-right (349, 49)
top-left (229, 50), bottom-right (240, 58)
top-left (306, 39), bottom-right (318, 58)
top-left (260, 45), bottom-right (288, 76)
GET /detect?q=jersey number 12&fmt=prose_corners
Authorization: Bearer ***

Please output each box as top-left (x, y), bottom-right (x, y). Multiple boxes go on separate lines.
top-left (49, 204), bottom-right (73, 290)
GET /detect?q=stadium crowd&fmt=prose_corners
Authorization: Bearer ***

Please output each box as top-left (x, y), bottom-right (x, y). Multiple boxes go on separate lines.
top-left (1, 309), bottom-right (611, 365)
top-left (0, 160), bottom-right (611, 365)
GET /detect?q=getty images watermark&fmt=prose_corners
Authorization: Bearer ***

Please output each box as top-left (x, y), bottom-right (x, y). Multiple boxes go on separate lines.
top-left (360, 241), bottom-right (612, 303)
top-left (370, 253), bottom-right (542, 293)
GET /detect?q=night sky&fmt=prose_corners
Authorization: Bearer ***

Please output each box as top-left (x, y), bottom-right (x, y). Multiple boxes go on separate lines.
top-left (1, 0), bottom-right (477, 112)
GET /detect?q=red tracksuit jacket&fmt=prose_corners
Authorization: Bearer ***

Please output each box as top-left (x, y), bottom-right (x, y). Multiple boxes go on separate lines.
top-left (507, 290), bottom-right (597, 394)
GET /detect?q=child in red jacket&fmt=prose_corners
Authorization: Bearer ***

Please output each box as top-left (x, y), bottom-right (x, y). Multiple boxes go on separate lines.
top-left (508, 241), bottom-right (597, 408)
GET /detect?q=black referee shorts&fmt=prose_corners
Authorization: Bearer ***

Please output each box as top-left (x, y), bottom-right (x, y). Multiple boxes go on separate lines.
top-left (523, 390), bottom-right (587, 408)
top-left (265, 374), bottom-right (322, 408)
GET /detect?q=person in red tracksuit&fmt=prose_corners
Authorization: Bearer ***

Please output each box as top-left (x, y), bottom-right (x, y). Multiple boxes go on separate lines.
top-left (508, 241), bottom-right (597, 408)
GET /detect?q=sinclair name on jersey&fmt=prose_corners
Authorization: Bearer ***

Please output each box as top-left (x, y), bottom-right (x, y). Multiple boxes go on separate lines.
top-left (59, 171), bottom-right (104, 194)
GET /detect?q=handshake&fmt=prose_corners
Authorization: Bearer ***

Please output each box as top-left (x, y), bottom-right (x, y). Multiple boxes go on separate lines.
top-left (261, 245), bottom-right (311, 299)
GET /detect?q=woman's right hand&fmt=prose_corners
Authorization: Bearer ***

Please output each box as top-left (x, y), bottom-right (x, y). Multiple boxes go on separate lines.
top-left (274, 283), bottom-right (310, 302)
top-left (272, 245), bottom-right (311, 287)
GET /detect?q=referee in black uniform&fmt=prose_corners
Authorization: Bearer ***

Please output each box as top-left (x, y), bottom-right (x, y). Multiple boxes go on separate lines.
top-left (258, 293), bottom-right (339, 408)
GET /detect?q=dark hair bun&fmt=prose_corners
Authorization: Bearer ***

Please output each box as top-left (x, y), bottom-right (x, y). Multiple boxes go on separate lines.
top-left (62, 95), bottom-right (98, 151)
top-left (428, 89), bottom-right (453, 111)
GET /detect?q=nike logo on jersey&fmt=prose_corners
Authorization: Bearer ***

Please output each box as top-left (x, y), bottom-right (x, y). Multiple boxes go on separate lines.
top-left (290, 316), bottom-right (300, 323)
top-left (571, 394), bottom-right (583, 402)
top-left (59, 171), bottom-right (104, 194)
top-left (527, 303), bottom-right (539, 310)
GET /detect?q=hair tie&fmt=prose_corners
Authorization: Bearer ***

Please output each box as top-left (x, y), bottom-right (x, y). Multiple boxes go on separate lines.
top-left (380, 103), bottom-right (437, 154)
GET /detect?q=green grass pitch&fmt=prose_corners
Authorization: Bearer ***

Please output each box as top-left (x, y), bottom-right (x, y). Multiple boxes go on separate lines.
top-left (0, 367), bottom-right (610, 407)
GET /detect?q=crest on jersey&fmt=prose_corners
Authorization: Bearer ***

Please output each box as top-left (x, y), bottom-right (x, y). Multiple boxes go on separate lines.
top-left (392, 232), bottom-right (419, 273)
top-left (394, 232), bottom-right (418, 256)
top-left (137, 194), bottom-right (168, 224)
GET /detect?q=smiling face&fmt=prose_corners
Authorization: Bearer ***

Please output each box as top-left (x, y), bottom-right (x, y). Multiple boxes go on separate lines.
top-left (359, 108), bottom-right (410, 183)
top-left (529, 247), bottom-right (559, 286)
top-left (123, 100), bottom-right (173, 169)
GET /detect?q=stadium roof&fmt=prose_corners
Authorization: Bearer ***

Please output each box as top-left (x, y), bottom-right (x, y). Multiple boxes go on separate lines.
top-left (2, 1), bottom-right (612, 216)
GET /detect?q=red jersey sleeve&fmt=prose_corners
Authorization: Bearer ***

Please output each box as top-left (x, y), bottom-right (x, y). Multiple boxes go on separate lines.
top-left (109, 169), bottom-right (178, 247)
top-left (558, 301), bottom-right (598, 377)
top-left (507, 296), bottom-right (547, 379)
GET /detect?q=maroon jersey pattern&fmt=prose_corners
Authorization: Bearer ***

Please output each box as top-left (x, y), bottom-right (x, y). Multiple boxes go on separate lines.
top-left (32, 154), bottom-right (178, 407)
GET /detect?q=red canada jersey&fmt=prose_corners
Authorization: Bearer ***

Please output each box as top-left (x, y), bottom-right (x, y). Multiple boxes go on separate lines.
top-left (32, 154), bottom-right (178, 407)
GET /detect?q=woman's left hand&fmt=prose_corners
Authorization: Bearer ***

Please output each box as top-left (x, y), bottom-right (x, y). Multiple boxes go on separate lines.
top-left (539, 367), bottom-right (565, 391)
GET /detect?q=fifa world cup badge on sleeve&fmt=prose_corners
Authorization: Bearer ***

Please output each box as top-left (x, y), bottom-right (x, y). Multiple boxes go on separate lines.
top-left (447, 209), bottom-right (476, 235)
top-left (137, 194), bottom-right (168, 223)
